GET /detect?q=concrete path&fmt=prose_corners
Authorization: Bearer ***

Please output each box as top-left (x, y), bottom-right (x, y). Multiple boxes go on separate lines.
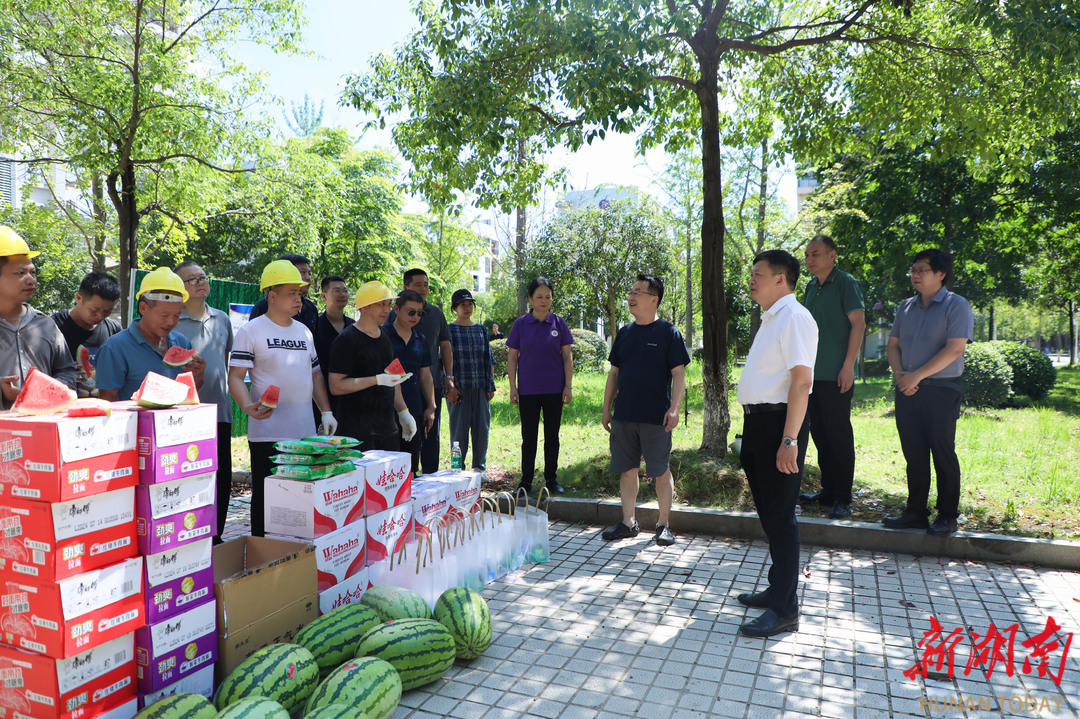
top-left (222, 491), bottom-right (1080, 718)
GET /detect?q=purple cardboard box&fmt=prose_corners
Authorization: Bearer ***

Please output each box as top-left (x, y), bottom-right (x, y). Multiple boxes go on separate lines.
top-left (135, 598), bottom-right (217, 692)
top-left (144, 538), bottom-right (215, 624)
top-left (136, 472), bottom-right (217, 554)
top-left (138, 436), bottom-right (218, 485)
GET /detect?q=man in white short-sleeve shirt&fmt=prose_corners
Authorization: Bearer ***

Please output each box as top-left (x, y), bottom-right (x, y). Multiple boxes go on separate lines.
top-left (734, 249), bottom-right (818, 638)
top-left (229, 260), bottom-right (336, 537)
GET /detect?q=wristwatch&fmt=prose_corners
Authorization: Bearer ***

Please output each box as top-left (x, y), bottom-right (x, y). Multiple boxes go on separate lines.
top-left (781, 436), bottom-right (797, 448)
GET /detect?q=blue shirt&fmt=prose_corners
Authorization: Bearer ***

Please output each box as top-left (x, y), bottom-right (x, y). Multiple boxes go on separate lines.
top-left (95, 322), bottom-right (193, 401)
top-left (383, 321), bottom-right (432, 416)
top-left (448, 323), bottom-right (495, 392)
top-left (175, 307), bottom-right (233, 423)
top-left (889, 287), bottom-right (973, 378)
top-left (609, 319), bottom-right (690, 425)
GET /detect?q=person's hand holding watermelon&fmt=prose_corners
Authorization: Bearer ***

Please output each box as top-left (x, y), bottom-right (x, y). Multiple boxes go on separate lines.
top-left (376, 358), bottom-right (412, 387)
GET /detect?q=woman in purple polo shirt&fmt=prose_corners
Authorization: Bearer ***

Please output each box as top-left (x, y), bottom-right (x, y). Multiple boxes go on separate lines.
top-left (507, 277), bottom-right (574, 495)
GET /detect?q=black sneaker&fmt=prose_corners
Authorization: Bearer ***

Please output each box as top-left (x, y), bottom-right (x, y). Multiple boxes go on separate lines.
top-left (601, 522), bottom-right (640, 541)
top-left (655, 525), bottom-right (675, 546)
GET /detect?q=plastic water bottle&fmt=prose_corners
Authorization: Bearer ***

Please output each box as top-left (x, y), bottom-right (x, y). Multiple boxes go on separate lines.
top-left (450, 441), bottom-right (462, 470)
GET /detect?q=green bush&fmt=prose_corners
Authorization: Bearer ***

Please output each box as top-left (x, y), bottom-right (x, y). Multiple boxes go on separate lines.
top-left (490, 338), bottom-right (509, 378)
top-left (570, 328), bottom-right (608, 373)
top-left (986, 341), bottom-right (1056, 400)
top-left (860, 359), bottom-right (891, 378)
top-left (962, 343), bottom-right (1013, 408)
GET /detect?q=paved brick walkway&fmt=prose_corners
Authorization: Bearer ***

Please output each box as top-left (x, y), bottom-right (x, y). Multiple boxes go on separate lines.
top-left (223, 491), bottom-right (1080, 718)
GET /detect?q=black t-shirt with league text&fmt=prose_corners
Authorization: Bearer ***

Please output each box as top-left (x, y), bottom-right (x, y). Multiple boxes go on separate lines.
top-left (328, 326), bottom-right (396, 437)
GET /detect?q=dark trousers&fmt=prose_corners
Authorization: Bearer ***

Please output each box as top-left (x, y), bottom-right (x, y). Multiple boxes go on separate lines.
top-left (214, 422), bottom-right (233, 544)
top-left (420, 392), bottom-right (444, 475)
top-left (740, 409), bottom-right (809, 618)
top-left (248, 440), bottom-right (276, 538)
top-left (806, 381), bottom-right (855, 504)
top-left (402, 410), bottom-right (424, 477)
top-left (519, 393), bottom-right (564, 487)
top-left (357, 431), bottom-right (400, 453)
top-left (895, 385), bottom-right (962, 519)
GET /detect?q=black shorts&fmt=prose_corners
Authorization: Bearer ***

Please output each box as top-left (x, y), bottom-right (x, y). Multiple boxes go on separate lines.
top-left (608, 420), bottom-right (672, 477)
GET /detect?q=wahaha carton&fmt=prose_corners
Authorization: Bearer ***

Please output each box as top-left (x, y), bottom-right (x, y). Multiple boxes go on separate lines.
top-left (98, 698), bottom-right (137, 719)
top-left (143, 539), bottom-right (214, 625)
top-left (137, 663), bottom-right (213, 708)
top-left (0, 632), bottom-right (136, 719)
top-left (263, 468), bottom-right (365, 539)
top-left (364, 503), bottom-right (413, 566)
top-left (410, 480), bottom-right (456, 537)
top-left (135, 598), bottom-right (216, 693)
top-left (317, 567), bottom-right (368, 616)
top-left (135, 473), bottom-right (216, 555)
top-left (0, 557), bottom-right (144, 659)
top-left (0, 486), bottom-right (137, 583)
top-left (131, 404), bottom-right (217, 483)
top-left (267, 518), bottom-right (366, 593)
top-left (423, 469), bottom-right (483, 518)
top-left (356, 450), bottom-right (411, 515)
top-left (0, 412), bottom-right (138, 503)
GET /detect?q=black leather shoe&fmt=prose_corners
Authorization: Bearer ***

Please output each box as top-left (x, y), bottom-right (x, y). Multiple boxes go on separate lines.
top-left (546, 480), bottom-right (564, 495)
top-left (799, 491), bottom-right (833, 507)
top-left (737, 590), bottom-right (771, 609)
top-left (927, 516), bottom-right (958, 536)
top-left (883, 509), bottom-right (929, 529)
top-left (740, 609), bottom-right (799, 638)
top-left (515, 482), bottom-right (533, 496)
top-left (828, 501), bottom-right (852, 520)
top-left (601, 522), bottom-right (640, 541)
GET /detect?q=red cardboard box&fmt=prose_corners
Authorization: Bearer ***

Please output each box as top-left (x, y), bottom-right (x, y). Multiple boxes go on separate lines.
top-left (135, 598), bottom-right (216, 693)
top-left (263, 468), bottom-right (365, 540)
top-left (268, 517), bottom-right (366, 592)
top-left (0, 487), bottom-right (137, 583)
top-left (317, 567), bottom-right (368, 616)
top-left (0, 412), bottom-right (138, 504)
top-left (364, 503), bottom-right (413, 567)
top-left (135, 473), bottom-right (216, 555)
top-left (137, 664), bottom-right (214, 708)
top-left (0, 557), bottom-right (144, 658)
top-left (0, 632), bottom-right (136, 719)
top-left (356, 450), bottom-right (411, 515)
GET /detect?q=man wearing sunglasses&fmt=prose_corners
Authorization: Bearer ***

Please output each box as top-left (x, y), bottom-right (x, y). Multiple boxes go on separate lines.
top-left (384, 290), bottom-right (437, 475)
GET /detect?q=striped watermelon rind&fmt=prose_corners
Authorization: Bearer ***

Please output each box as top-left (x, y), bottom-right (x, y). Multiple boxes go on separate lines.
top-left (213, 643), bottom-right (319, 716)
top-left (303, 657), bottom-right (401, 718)
top-left (432, 587), bottom-right (492, 660)
top-left (135, 693), bottom-right (216, 719)
top-left (293, 604), bottom-right (383, 679)
top-left (303, 705), bottom-right (366, 719)
top-left (360, 585), bottom-right (432, 622)
top-left (213, 696), bottom-right (289, 719)
top-left (355, 618), bottom-right (456, 691)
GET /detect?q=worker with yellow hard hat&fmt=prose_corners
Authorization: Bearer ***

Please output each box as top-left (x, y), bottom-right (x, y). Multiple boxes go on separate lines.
top-left (95, 267), bottom-right (204, 402)
top-left (327, 279), bottom-right (415, 452)
top-left (0, 225), bottom-right (77, 409)
top-left (228, 258), bottom-right (336, 537)
top-left (247, 253), bottom-right (318, 336)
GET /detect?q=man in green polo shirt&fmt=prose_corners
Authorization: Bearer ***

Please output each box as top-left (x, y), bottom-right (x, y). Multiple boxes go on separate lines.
top-left (799, 235), bottom-right (865, 519)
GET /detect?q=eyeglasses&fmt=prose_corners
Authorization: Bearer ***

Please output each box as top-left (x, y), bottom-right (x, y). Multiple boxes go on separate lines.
top-left (183, 276), bottom-right (209, 286)
top-left (627, 289), bottom-right (657, 297)
top-left (404, 308), bottom-right (426, 317)
top-left (328, 287), bottom-right (349, 294)
top-left (907, 267), bottom-right (934, 277)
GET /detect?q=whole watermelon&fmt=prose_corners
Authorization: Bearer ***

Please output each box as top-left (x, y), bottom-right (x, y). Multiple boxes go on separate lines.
top-left (134, 693), bottom-right (216, 719)
top-left (355, 618), bottom-right (455, 691)
top-left (214, 696), bottom-right (289, 719)
top-left (304, 705), bottom-right (365, 719)
top-left (303, 657), bottom-right (401, 719)
top-left (360, 585), bottom-right (431, 621)
top-left (433, 587), bottom-right (492, 659)
top-left (213, 644), bottom-right (319, 716)
top-left (293, 604), bottom-right (382, 680)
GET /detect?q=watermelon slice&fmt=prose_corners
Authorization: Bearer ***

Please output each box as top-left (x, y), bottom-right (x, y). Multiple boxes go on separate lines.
top-left (176, 372), bottom-right (200, 405)
top-left (385, 358), bottom-right (406, 375)
top-left (259, 385), bottom-right (280, 409)
top-left (11, 367), bottom-right (78, 415)
top-left (77, 345), bottom-right (94, 378)
top-left (135, 372), bottom-right (190, 408)
top-left (162, 346), bottom-right (198, 368)
top-left (66, 398), bottom-right (113, 417)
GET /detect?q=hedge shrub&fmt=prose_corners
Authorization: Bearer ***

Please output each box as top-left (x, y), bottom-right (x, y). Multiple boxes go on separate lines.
top-left (490, 338), bottom-right (509, 378)
top-left (490, 327), bottom-right (608, 378)
top-left (986, 341), bottom-right (1056, 400)
top-left (961, 343), bottom-right (1013, 408)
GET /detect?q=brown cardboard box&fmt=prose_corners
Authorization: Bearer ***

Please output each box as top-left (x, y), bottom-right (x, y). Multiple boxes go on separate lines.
top-left (212, 536), bottom-right (317, 681)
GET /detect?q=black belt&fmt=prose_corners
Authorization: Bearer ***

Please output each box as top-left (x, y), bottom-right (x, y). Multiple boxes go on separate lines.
top-left (743, 402), bottom-right (786, 415)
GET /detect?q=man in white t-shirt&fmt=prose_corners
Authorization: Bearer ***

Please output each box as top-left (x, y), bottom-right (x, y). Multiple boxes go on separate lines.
top-left (735, 249), bottom-right (818, 638)
top-left (228, 260), bottom-right (337, 537)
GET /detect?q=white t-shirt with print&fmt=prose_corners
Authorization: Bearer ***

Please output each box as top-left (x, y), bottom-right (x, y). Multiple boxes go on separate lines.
top-left (230, 315), bottom-right (320, 442)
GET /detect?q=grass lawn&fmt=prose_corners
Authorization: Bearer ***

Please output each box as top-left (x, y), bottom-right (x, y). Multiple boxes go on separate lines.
top-left (233, 365), bottom-right (1080, 540)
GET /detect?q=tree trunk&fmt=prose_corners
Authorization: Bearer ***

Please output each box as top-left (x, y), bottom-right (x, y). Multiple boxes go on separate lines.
top-left (108, 165), bottom-right (140, 327)
top-left (91, 175), bottom-right (108, 272)
top-left (515, 137), bottom-right (528, 318)
top-left (987, 302), bottom-right (995, 341)
top-left (1070, 299), bottom-right (1076, 366)
top-left (696, 50), bottom-right (730, 457)
top-left (684, 223), bottom-right (693, 351)
top-left (748, 138), bottom-right (769, 345)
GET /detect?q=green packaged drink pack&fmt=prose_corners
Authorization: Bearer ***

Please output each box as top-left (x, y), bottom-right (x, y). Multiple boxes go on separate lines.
top-left (302, 435), bottom-right (362, 449)
top-left (271, 453), bottom-right (339, 466)
top-left (273, 463), bottom-right (341, 480)
top-left (273, 439), bottom-right (335, 455)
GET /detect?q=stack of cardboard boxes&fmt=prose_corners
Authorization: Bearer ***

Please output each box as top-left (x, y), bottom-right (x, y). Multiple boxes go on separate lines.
top-left (132, 404), bottom-right (218, 707)
top-left (0, 411), bottom-right (144, 719)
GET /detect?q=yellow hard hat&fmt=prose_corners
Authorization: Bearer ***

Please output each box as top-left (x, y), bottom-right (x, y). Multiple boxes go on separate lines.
top-left (355, 281), bottom-right (394, 309)
top-left (260, 259), bottom-right (309, 291)
top-left (0, 226), bottom-right (40, 259)
top-left (136, 266), bottom-right (189, 302)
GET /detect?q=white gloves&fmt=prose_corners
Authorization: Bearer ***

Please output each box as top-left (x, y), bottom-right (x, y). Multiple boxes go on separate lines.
top-left (319, 411), bottom-right (338, 436)
top-left (376, 372), bottom-right (411, 387)
top-left (398, 409), bottom-right (417, 441)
